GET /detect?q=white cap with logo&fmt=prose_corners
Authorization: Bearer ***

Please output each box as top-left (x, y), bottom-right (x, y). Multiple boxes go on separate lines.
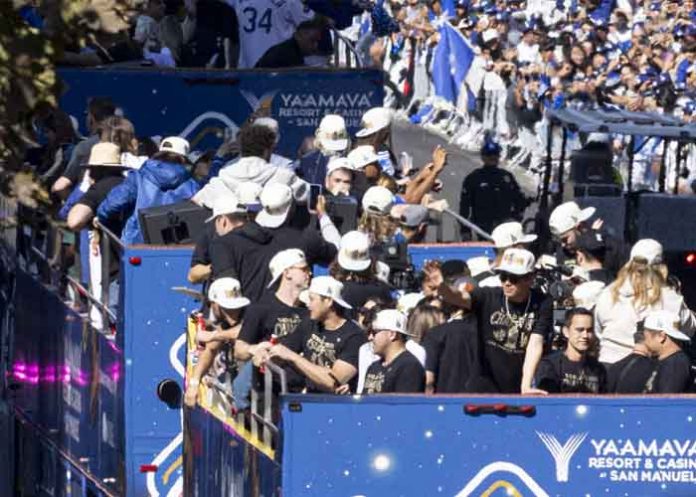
top-left (159, 136), bottom-right (190, 157)
top-left (316, 114), bottom-right (349, 152)
top-left (494, 248), bottom-right (536, 276)
top-left (348, 145), bottom-right (380, 169)
top-left (355, 107), bottom-right (392, 138)
top-left (491, 222), bottom-right (537, 249)
top-left (208, 277), bottom-right (250, 309)
top-left (371, 309), bottom-right (412, 336)
top-left (267, 248), bottom-right (307, 288)
top-left (205, 194), bottom-right (246, 222)
top-left (338, 230), bottom-right (372, 272)
top-left (308, 276), bottom-right (352, 309)
top-left (644, 310), bottom-right (690, 342)
top-left (256, 183), bottom-right (293, 228)
top-left (362, 186), bottom-right (395, 216)
top-left (549, 201), bottom-right (596, 236)
top-left (326, 157), bottom-right (354, 177)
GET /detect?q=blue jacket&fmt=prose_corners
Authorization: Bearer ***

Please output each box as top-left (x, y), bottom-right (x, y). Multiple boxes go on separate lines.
top-left (97, 159), bottom-right (200, 245)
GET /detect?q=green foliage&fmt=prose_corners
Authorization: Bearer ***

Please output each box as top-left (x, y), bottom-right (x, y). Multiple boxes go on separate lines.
top-left (0, 0), bottom-right (135, 207)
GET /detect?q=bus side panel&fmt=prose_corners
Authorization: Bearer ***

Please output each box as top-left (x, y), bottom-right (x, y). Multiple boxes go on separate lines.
top-left (282, 395), bottom-right (696, 497)
top-left (185, 407), bottom-right (281, 497)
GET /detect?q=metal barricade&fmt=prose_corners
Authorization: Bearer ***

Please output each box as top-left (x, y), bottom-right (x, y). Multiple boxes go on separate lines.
top-left (94, 219), bottom-right (124, 333)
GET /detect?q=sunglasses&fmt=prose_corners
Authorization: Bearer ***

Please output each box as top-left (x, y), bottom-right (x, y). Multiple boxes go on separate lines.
top-left (499, 272), bottom-right (523, 284)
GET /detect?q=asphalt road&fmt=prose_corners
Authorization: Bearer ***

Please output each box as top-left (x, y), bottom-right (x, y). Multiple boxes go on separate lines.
top-left (391, 120), bottom-right (537, 243)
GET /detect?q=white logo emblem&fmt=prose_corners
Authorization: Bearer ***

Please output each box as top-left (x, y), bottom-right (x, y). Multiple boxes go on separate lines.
top-left (537, 432), bottom-right (588, 482)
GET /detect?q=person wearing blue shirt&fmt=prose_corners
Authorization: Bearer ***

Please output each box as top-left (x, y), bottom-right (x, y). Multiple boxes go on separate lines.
top-left (97, 137), bottom-right (200, 245)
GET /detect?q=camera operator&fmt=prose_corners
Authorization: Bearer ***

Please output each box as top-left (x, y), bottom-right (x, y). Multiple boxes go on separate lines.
top-left (548, 201), bottom-right (627, 275)
top-left (534, 308), bottom-right (606, 394)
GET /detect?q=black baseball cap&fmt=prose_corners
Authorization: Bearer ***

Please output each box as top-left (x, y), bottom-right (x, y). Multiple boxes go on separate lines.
top-left (575, 230), bottom-right (606, 257)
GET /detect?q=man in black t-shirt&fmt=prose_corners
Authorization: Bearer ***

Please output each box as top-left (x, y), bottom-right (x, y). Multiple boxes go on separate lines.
top-left (235, 249), bottom-right (310, 361)
top-left (190, 195), bottom-right (247, 284)
top-left (642, 311), bottom-right (694, 394)
top-left (463, 248), bottom-right (554, 393)
top-left (264, 276), bottom-right (366, 393)
top-left (423, 310), bottom-right (482, 394)
top-left (606, 329), bottom-right (656, 394)
top-left (535, 308), bottom-right (606, 394)
top-left (184, 277), bottom-right (250, 408)
top-left (363, 310), bottom-right (425, 394)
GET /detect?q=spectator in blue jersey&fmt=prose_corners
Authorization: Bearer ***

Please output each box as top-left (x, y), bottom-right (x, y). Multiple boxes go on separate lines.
top-left (297, 114), bottom-right (350, 186)
top-left (97, 136), bottom-right (200, 245)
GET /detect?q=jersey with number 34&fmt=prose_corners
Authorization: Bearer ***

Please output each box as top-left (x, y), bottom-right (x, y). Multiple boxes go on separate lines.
top-left (227, 0), bottom-right (315, 68)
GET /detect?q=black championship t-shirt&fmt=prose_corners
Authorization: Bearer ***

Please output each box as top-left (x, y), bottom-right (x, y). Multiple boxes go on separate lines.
top-left (644, 351), bottom-right (694, 394)
top-left (281, 318), bottom-right (366, 393)
top-left (342, 280), bottom-right (393, 311)
top-left (363, 350), bottom-right (425, 394)
top-left (606, 353), bottom-right (656, 393)
top-left (535, 351), bottom-right (606, 393)
top-left (471, 287), bottom-right (554, 393)
top-left (423, 316), bottom-right (482, 393)
top-left (239, 294), bottom-right (308, 345)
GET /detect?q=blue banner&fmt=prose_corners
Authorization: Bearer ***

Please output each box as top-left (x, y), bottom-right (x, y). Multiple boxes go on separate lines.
top-left (59, 68), bottom-right (385, 157)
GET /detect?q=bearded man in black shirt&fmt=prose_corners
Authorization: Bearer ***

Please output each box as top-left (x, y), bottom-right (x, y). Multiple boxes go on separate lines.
top-left (264, 276), bottom-right (366, 393)
top-left (535, 308), bottom-right (606, 394)
top-left (363, 310), bottom-right (425, 394)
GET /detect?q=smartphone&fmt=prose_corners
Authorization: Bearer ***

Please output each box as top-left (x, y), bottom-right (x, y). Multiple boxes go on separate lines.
top-left (308, 184), bottom-right (322, 213)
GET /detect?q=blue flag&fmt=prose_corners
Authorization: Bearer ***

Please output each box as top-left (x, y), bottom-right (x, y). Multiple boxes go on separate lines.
top-left (432, 21), bottom-right (475, 105)
top-left (440, 0), bottom-right (456, 17)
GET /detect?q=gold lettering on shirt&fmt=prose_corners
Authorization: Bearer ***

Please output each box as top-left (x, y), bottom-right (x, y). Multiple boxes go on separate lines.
top-left (305, 333), bottom-right (337, 367)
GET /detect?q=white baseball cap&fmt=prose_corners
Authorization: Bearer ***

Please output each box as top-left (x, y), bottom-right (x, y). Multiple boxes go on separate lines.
top-left (630, 238), bottom-right (663, 265)
top-left (316, 114), bottom-right (349, 152)
top-left (466, 256), bottom-right (492, 278)
top-left (159, 136), bottom-right (190, 157)
top-left (256, 183), bottom-right (293, 228)
top-left (572, 281), bottom-right (606, 309)
top-left (397, 292), bottom-right (424, 315)
top-left (482, 28), bottom-right (499, 43)
top-left (205, 194), bottom-right (246, 222)
top-left (347, 145), bottom-right (380, 170)
top-left (491, 222), bottom-right (537, 249)
top-left (362, 186), bottom-right (394, 216)
top-left (495, 248), bottom-right (536, 276)
top-left (549, 201), bottom-right (596, 236)
top-left (371, 309), bottom-right (412, 336)
top-left (267, 248), bottom-right (307, 288)
top-left (355, 107), bottom-right (392, 138)
top-left (338, 230), bottom-right (372, 272)
top-left (208, 277), bottom-right (250, 309)
top-left (375, 260), bottom-right (390, 285)
top-left (308, 276), bottom-right (352, 309)
top-left (236, 181), bottom-right (263, 211)
top-left (326, 157), bottom-right (354, 177)
top-left (644, 310), bottom-right (690, 342)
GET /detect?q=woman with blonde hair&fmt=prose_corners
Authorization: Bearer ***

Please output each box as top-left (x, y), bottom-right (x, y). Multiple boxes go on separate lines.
top-left (594, 239), bottom-right (696, 364)
top-left (358, 185), bottom-right (398, 244)
top-left (406, 304), bottom-right (445, 344)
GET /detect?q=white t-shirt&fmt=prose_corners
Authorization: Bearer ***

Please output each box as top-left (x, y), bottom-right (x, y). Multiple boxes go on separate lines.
top-left (356, 341), bottom-right (426, 394)
top-left (227, 0), bottom-right (314, 69)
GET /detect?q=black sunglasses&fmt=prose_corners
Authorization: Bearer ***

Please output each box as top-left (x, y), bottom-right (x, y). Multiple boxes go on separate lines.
top-left (499, 272), bottom-right (523, 284)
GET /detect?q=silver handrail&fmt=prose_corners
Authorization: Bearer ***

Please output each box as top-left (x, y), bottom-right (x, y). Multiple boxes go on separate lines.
top-left (93, 219), bottom-right (124, 332)
top-left (442, 208), bottom-right (494, 241)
